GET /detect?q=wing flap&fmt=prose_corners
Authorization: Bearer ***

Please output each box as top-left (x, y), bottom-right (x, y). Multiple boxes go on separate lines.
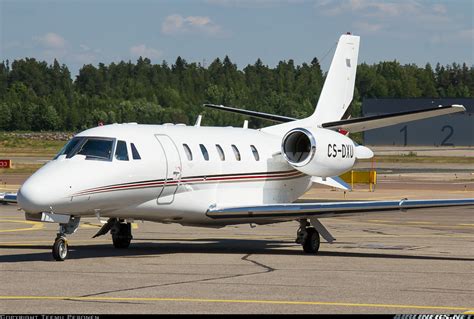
top-left (321, 105), bottom-right (465, 133)
top-left (206, 198), bottom-right (474, 219)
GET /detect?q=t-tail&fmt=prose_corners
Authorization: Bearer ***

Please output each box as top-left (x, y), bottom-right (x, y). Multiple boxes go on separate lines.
top-left (310, 33), bottom-right (359, 125)
top-left (202, 33), bottom-right (465, 136)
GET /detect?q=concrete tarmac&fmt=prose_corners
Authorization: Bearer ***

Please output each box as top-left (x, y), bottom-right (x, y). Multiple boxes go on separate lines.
top-left (0, 180), bottom-right (473, 314)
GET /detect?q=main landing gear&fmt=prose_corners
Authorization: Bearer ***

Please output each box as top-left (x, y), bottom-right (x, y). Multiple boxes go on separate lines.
top-left (52, 216), bottom-right (80, 261)
top-left (111, 221), bottom-right (132, 249)
top-left (93, 218), bottom-right (133, 249)
top-left (295, 219), bottom-right (320, 254)
top-left (295, 218), bottom-right (336, 254)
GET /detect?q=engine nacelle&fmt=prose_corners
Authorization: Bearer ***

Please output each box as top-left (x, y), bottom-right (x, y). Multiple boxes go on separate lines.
top-left (281, 127), bottom-right (357, 177)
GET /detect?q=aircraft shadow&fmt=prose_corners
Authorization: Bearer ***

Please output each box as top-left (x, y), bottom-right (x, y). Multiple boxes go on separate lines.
top-left (0, 238), bottom-right (473, 263)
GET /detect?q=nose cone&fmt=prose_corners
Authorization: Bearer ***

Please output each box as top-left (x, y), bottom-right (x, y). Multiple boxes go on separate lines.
top-left (17, 162), bottom-right (68, 213)
top-left (17, 179), bottom-right (52, 213)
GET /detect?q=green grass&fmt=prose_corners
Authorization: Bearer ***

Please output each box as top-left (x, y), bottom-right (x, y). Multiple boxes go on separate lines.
top-left (0, 132), bottom-right (66, 156)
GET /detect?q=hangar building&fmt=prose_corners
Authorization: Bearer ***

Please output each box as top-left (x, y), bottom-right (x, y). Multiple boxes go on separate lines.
top-left (362, 98), bottom-right (474, 146)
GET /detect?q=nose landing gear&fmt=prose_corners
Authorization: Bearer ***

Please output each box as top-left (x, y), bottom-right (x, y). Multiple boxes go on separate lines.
top-left (52, 216), bottom-right (80, 261)
top-left (52, 236), bottom-right (68, 261)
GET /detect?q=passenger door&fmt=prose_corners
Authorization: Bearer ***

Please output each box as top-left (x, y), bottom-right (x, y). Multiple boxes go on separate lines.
top-left (155, 134), bottom-right (182, 204)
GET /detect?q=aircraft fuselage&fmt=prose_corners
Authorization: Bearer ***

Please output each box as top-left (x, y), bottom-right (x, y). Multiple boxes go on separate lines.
top-left (18, 123), bottom-right (312, 226)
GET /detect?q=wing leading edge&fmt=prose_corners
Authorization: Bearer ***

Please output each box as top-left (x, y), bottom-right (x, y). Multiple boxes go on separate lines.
top-left (206, 198), bottom-right (474, 219)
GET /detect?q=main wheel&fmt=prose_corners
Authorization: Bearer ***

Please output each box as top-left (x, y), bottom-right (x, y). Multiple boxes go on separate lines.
top-left (52, 236), bottom-right (68, 261)
top-left (112, 223), bottom-right (132, 249)
top-left (302, 227), bottom-right (320, 254)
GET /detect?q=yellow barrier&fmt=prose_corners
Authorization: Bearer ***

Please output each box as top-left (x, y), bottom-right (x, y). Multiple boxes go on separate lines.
top-left (340, 170), bottom-right (377, 191)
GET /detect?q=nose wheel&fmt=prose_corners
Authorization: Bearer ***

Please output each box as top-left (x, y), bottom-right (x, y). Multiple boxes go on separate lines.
top-left (52, 236), bottom-right (68, 261)
top-left (51, 216), bottom-right (80, 261)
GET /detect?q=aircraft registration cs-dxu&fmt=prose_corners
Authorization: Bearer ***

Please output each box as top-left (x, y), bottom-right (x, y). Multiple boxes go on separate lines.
top-left (16, 34), bottom-right (474, 261)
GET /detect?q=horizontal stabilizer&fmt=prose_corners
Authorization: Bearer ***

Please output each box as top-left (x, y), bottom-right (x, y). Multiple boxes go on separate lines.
top-left (202, 104), bottom-right (295, 123)
top-left (321, 105), bottom-right (465, 133)
top-left (207, 198), bottom-right (474, 220)
top-left (311, 176), bottom-right (351, 191)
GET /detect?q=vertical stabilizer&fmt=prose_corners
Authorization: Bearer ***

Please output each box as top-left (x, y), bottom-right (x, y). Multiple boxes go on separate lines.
top-left (311, 34), bottom-right (360, 124)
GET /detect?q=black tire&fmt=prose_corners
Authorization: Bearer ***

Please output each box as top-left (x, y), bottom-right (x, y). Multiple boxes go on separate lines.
top-left (52, 237), bottom-right (68, 261)
top-left (112, 235), bottom-right (131, 249)
top-left (112, 223), bottom-right (132, 249)
top-left (302, 227), bottom-right (320, 254)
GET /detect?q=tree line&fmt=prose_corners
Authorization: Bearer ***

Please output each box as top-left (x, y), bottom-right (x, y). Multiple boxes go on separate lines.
top-left (0, 56), bottom-right (472, 132)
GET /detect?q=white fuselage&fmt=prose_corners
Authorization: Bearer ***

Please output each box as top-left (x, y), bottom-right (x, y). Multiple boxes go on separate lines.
top-left (18, 123), bottom-right (313, 227)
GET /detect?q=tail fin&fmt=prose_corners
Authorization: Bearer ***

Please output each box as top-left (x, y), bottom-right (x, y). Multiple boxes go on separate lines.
top-left (311, 34), bottom-right (360, 124)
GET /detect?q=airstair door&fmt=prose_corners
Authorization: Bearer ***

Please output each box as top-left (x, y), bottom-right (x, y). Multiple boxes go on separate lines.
top-left (155, 134), bottom-right (182, 204)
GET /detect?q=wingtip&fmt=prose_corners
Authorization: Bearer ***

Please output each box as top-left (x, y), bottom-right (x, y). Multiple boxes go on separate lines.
top-left (451, 104), bottom-right (466, 111)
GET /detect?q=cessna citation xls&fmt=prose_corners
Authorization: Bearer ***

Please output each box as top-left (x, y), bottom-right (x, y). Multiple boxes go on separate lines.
top-left (17, 33), bottom-right (474, 261)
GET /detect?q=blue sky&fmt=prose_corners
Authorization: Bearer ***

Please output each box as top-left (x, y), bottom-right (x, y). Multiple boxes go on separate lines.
top-left (1, 0), bottom-right (473, 76)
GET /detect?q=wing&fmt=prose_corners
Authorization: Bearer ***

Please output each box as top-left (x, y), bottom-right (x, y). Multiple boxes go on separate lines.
top-left (206, 198), bottom-right (474, 219)
top-left (321, 104), bottom-right (465, 133)
top-left (0, 192), bottom-right (17, 204)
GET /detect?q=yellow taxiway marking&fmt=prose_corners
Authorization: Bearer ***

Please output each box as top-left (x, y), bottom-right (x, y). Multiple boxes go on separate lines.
top-left (405, 221), bottom-right (436, 225)
top-left (0, 295), bottom-right (471, 311)
top-left (0, 219), bottom-right (138, 233)
top-left (0, 219), bottom-right (44, 233)
top-left (81, 223), bottom-right (138, 230)
top-left (463, 311), bottom-right (474, 314)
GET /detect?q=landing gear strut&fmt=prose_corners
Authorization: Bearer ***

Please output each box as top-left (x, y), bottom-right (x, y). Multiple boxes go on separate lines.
top-left (296, 219), bottom-right (321, 254)
top-left (52, 216), bottom-right (80, 261)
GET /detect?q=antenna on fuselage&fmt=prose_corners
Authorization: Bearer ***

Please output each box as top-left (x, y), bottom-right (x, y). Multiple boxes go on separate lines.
top-left (195, 115), bottom-right (202, 127)
top-left (243, 120), bottom-right (248, 129)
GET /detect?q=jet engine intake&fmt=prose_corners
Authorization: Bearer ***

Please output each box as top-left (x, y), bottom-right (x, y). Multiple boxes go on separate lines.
top-left (281, 127), bottom-right (357, 177)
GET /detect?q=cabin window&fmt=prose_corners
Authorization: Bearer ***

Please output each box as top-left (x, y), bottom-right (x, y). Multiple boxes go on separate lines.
top-left (74, 138), bottom-right (114, 161)
top-left (131, 143), bottom-right (141, 160)
top-left (115, 140), bottom-right (129, 161)
top-left (183, 144), bottom-right (193, 161)
top-left (200, 144), bottom-right (209, 161)
top-left (216, 144), bottom-right (225, 161)
top-left (251, 145), bottom-right (260, 161)
top-left (231, 144), bottom-right (241, 161)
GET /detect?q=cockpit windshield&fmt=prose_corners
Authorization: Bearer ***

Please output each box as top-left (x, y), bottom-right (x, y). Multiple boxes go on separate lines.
top-left (54, 137), bottom-right (114, 161)
top-left (54, 137), bottom-right (84, 159)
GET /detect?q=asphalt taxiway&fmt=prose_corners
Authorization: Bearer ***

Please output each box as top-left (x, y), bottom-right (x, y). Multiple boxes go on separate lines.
top-left (0, 175), bottom-right (473, 314)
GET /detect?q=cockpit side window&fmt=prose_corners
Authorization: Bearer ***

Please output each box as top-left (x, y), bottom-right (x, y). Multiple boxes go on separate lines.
top-left (115, 140), bottom-right (129, 161)
top-left (131, 143), bottom-right (141, 160)
top-left (74, 138), bottom-right (114, 161)
top-left (54, 137), bottom-right (84, 159)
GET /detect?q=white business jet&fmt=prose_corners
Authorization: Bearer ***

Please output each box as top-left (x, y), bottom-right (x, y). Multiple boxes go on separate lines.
top-left (17, 33), bottom-right (473, 261)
